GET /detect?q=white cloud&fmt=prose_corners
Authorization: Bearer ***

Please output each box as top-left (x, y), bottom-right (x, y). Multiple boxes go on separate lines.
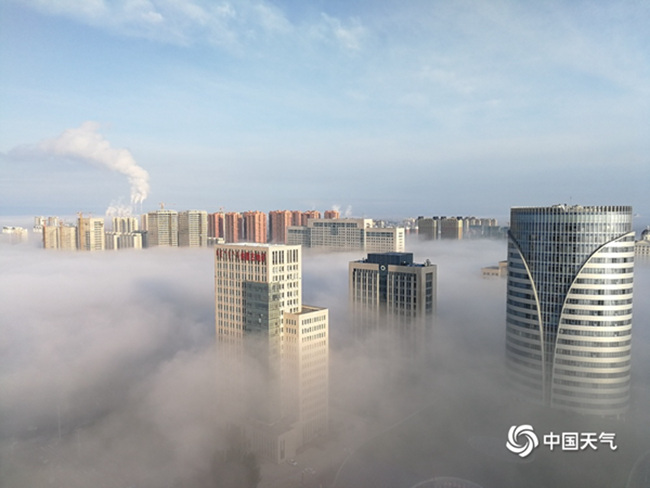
top-left (319, 13), bottom-right (366, 52)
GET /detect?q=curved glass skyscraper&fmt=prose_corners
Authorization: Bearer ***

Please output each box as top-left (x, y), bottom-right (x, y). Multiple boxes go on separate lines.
top-left (506, 205), bottom-right (634, 416)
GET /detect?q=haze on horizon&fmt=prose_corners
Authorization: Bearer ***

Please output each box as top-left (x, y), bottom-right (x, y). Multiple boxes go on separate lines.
top-left (1, 0), bottom-right (649, 218)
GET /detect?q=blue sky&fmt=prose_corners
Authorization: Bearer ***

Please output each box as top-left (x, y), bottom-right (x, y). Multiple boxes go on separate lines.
top-left (1, 0), bottom-right (649, 221)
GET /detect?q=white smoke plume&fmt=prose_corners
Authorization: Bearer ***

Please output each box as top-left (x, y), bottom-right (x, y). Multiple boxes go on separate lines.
top-left (39, 121), bottom-right (150, 205)
top-left (105, 200), bottom-right (134, 217)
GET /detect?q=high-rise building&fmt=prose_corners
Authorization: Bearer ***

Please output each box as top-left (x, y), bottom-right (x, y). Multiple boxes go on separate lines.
top-left (179, 210), bottom-right (208, 247)
top-left (208, 212), bottom-right (225, 239)
top-left (287, 218), bottom-right (405, 252)
top-left (290, 210), bottom-right (303, 227)
top-left (440, 217), bottom-right (463, 239)
top-left (105, 231), bottom-right (143, 250)
top-left (301, 210), bottom-right (320, 226)
top-left (147, 209), bottom-right (178, 247)
top-left (506, 205), bottom-right (635, 416)
top-left (242, 211), bottom-right (267, 243)
top-left (636, 227), bottom-right (650, 259)
top-left (112, 217), bottom-right (138, 234)
top-left (224, 212), bottom-right (242, 243)
top-left (324, 209), bottom-right (340, 219)
top-left (215, 244), bottom-right (328, 463)
top-left (59, 224), bottom-right (78, 250)
top-left (349, 252), bottom-right (436, 352)
top-left (268, 210), bottom-right (292, 244)
top-left (2, 226), bottom-right (28, 244)
top-left (417, 217), bottom-right (439, 240)
top-left (77, 215), bottom-right (105, 251)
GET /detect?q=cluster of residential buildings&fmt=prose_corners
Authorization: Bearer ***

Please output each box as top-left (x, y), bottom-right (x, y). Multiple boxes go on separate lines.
top-left (33, 208), bottom-right (406, 253)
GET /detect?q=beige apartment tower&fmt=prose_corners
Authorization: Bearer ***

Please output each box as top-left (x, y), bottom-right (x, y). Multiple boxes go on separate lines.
top-left (147, 209), bottom-right (178, 247)
top-left (179, 210), bottom-right (208, 247)
top-left (215, 244), bottom-right (329, 463)
top-left (77, 216), bottom-right (105, 251)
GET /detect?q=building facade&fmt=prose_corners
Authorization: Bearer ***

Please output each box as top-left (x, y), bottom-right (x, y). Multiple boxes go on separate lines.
top-left (224, 212), bottom-right (243, 243)
top-left (288, 218), bottom-right (405, 253)
top-left (215, 244), bottom-right (328, 462)
top-left (147, 209), bottom-right (178, 247)
top-left (208, 212), bottom-right (225, 240)
top-left (268, 210), bottom-right (292, 244)
top-left (77, 216), bottom-right (105, 251)
top-left (349, 252), bottom-right (437, 355)
top-left (242, 211), bottom-right (267, 243)
top-left (506, 205), bottom-right (634, 416)
top-left (636, 227), bottom-right (650, 259)
top-left (179, 210), bottom-right (208, 247)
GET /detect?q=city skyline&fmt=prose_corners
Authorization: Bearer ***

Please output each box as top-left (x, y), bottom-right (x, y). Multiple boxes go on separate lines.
top-left (1, 1), bottom-right (649, 218)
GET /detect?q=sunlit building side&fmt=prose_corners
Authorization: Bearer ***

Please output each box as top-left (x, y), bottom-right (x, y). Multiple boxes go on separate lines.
top-left (215, 243), bottom-right (329, 463)
top-left (147, 209), bottom-right (178, 247)
top-left (179, 210), bottom-right (208, 247)
top-left (77, 215), bottom-right (105, 251)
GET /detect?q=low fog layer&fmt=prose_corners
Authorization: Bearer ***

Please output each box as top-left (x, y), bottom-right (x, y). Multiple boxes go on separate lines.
top-left (1, 237), bottom-right (648, 487)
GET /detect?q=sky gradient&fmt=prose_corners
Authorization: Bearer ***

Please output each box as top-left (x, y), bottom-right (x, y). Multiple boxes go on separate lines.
top-left (1, 0), bottom-right (649, 220)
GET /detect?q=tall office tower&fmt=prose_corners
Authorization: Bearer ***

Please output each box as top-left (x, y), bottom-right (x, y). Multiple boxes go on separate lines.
top-left (147, 209), bottom-right (179, 247)
top-left (112, 217), bottom-right (138, 234)
top-left (287, 218), bottom-right (405, 252)
top-left (440, 217), bottom-right (463, 239)
top-left (506, 205), bottom-right (635, 416)
top-left (417, 217), bottom-right (439, 240)
top-left (77, 216), bottom-right (105, 251)
top-left (178, 210), bottom-right (208, 247)
top-left (215, 244), bottom-right (329, 462)
top-left (324, 209), bottom-right (340, 219)
top-left (242, 211), bottom-right (267, 243)
top-left (349, 252), bottom-right (436, 352)
top-left (301, 210), bottom-right (320, 226)
top-left (208, 212), bottom-right (225, 239)
top-left (224, 212), bottom-right (243, 243)
top-left (268, 210), bottom-right (292, 244)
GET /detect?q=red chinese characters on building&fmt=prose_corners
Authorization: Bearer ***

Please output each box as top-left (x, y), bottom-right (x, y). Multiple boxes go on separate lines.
top-left (216, 248), bottom-right (266, 263)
